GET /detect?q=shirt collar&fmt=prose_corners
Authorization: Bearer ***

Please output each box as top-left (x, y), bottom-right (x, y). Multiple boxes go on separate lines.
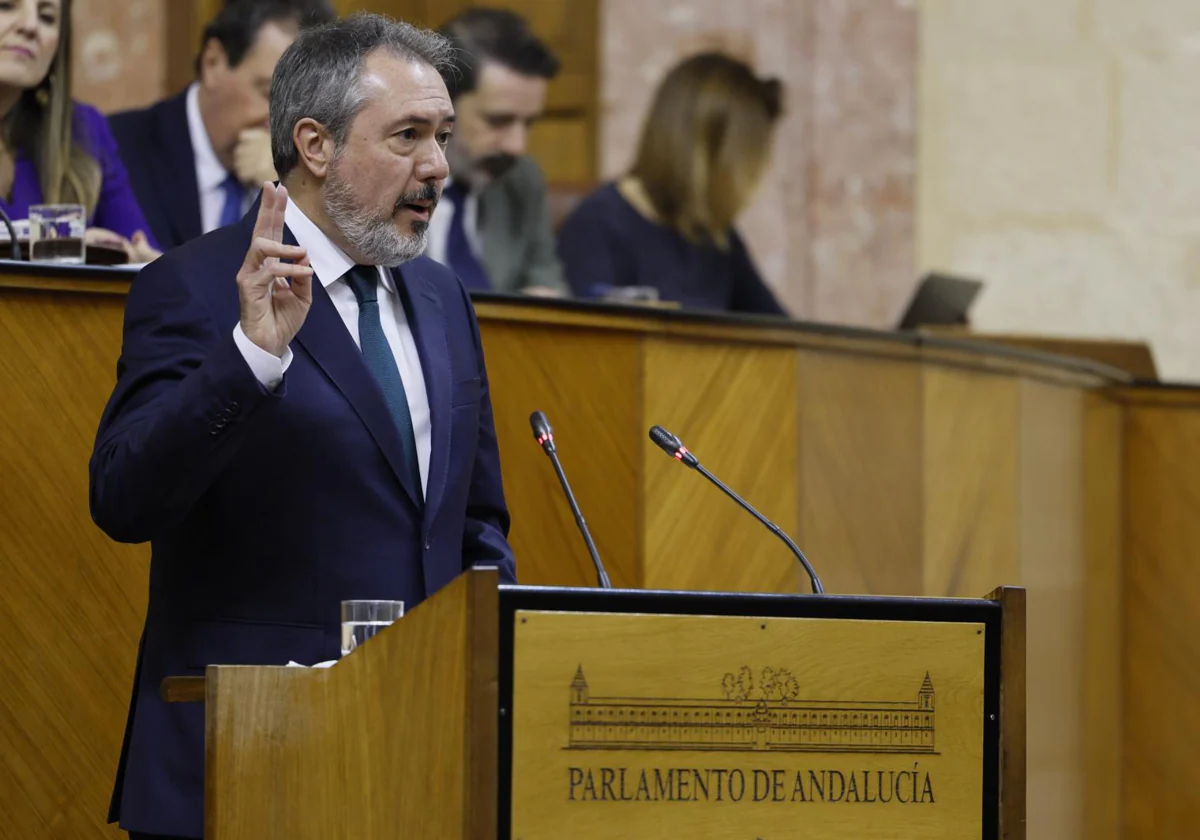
top-left (283, 198), bottom-right (396, 294)
top-left (186, 82), bottom-right (232, 194)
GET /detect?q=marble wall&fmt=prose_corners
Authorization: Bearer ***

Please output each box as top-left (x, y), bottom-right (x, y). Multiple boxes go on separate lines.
top-left (70, 0), bottom-right (166, 112)
top-left (600, 0), bottom-right (917, 324)
top-left (920, 0), bottom-right (1200, 382)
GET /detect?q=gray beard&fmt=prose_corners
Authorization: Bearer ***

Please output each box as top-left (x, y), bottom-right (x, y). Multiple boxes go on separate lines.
top-left (324, 167), bottom-right (427, 266)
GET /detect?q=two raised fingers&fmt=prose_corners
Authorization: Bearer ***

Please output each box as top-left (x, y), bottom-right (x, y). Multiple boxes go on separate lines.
top-left (243, 182), bottom-right (312, 286)
top-left (251, 181), bottom-right (287, 244)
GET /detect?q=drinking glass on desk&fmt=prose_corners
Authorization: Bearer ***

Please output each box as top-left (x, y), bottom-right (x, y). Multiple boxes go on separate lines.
top-left (340, 599), bottom-right (405, 657)
top-left (29, 203), bottom-right (85, 264)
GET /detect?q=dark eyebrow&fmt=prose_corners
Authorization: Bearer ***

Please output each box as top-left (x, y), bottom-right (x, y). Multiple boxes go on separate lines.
top-left (395, 114), bottom-right (456, 128)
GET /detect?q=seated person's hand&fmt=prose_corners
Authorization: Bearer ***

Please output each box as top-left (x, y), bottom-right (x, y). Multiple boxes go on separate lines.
top-left (234, 128), bottom-right (278, 187)
top-left (127, 231), bottom-right (162, 264)
top-left (522, 285), bottom-right (566, 299)
top-left (85, 228), bottom-right (163, 264)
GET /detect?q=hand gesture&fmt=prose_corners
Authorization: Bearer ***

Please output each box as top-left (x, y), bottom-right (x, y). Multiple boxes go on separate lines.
top-left (126, 231), bottom-right (162, 264)
top-left (238, 182), bottom-right (313, 357)
top-left (234, 128), bottom-right (278, 187)
top-left (86, 228), bottom-right (163, 264)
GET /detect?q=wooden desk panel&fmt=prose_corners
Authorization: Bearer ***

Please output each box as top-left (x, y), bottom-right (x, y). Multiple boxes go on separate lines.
top-left (796, 350), bottom-right (923, 595)
top-left (1119, 390), bottom-right (1200, 840)
top-left (1082, 394), bottom-right (1123, 840)
top-left (0, 286), bottom-right (143, 840)
top-left (641, 338), bottom-right (801, 594)
top-left (922, 368), bottom-right (1021, 598)
top-left (1018, 381), bottom-right (1088, 840)
top-left (479, 321), bottom-right (642, 589)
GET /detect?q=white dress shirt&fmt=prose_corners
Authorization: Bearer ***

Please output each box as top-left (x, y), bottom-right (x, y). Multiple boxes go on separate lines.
top-left (423, 176), bottom-right (483, 267)
top-left (186, 83), bottom-right (255, 234)
top-left (232, 202), bottom-right (432, 496)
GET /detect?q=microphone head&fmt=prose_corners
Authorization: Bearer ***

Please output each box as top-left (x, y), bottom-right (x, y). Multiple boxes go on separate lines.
top-left (530, 410), bottom-right (551, 437)
top-left (648, 425), bottom-right (699, 467)
top-left (649, 425), bottom-right (679, 452)
top-left (530, 410), bottom-right (555, 452)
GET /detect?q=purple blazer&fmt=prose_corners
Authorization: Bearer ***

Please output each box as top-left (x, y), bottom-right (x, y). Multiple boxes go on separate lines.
top-left (0, 101), bottom-right (157, 246)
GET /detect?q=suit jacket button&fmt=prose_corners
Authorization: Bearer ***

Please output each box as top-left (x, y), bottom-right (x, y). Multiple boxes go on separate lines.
top-left (424, 539), bottom-right (432, 551)
top-left (228, 402), bottom-right (240, 416)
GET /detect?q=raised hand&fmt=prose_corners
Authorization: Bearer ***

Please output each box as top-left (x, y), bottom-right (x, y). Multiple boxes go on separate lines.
top-left (237, 182), bottom-right (313, 357)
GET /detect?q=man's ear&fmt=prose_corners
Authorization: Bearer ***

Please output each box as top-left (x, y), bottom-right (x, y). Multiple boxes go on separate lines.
top-left (293, 118), bottom-right (335, 179)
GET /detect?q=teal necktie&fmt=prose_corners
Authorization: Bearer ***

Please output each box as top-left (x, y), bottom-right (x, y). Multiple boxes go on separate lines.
top-left (344, 264), bottom-right (423, 502)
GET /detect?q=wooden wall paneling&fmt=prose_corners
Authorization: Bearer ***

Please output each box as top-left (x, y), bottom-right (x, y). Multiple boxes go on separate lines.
top-left (921, 368), bottom-right (1020, 598)
top-left (1017, 381), bottom-right (1086, 840)
top-left (795, 350), bottom-right (923, 595)
top-left (477, 322), bottom-right (642, 588)
top-left (1081, 392), bottom-right (1123, 840)
top-left (1122, 398), bottom-right (1200, 839)
top-left (0, 290), bottom-right (147, 839)
top-left (640, 338), bottom-right (800, 594)
top-left (164, 0), bottom-right (223, 96)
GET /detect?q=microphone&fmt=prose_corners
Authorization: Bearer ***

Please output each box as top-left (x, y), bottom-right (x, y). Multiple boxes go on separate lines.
top-left (648, 425), bottom-right (825, 595)
top-left (530, 411), bottom-right (612, 588)
top-left (0, 205), bottom-right (20, 261)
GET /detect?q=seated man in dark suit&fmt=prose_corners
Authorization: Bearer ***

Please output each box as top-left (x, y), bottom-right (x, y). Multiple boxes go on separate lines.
top-left (109, 0), bottom-right (335, 251)
top-left (427, 7), bottom-right (567, 296)
top-left (91, 13), bottom-right (514, 839)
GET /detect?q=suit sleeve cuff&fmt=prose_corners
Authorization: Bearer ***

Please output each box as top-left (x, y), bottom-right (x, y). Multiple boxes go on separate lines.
top-left (232, 323), bottom-right (293, 391)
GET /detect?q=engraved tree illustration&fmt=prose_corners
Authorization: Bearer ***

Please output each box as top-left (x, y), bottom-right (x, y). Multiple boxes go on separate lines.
top-left (736, 665), bottom-right (754, 701)
top-left (721, 672), bottom-right (737, 700)
top-left (776, 669), bottom-right (800, 704)
top-left (721, 666), bottom-right (800, 703)
top-left (759, 667), bottom-right (778, 700)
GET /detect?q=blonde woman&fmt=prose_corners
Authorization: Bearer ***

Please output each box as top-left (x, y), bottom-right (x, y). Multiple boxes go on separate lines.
top-left (557, 52), bottom-right (784, 314)
top-left (0, 0), bottom-right (159, 261)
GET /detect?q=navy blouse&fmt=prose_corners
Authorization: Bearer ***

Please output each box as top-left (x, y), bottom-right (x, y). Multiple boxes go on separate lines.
top-left (556, 183), bottom-right (784, 315)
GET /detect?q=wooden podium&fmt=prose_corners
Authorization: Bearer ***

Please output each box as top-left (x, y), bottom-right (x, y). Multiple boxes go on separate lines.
top-left (166, 568), bottom-right (1026, 839)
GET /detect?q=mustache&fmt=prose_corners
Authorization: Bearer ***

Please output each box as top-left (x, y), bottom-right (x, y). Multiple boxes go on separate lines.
top-left (478, 154), bottom-right (517, 178)
top-left (395, 183), bottom-right (440, 210)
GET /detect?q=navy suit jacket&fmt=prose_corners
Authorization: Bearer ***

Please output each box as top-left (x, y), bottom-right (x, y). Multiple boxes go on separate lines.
top-left (90, 207), bottom-right (515, 837)
top-left (109, 90), bottom-right (204, 252)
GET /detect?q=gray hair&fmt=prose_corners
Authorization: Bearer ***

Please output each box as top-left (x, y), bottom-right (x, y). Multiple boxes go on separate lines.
top-left (269, 13), bottom-right (454, 179)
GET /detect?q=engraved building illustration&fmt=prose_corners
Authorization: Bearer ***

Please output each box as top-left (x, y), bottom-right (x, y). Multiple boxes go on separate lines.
top-left (568, 666), bottom-right (936, 754)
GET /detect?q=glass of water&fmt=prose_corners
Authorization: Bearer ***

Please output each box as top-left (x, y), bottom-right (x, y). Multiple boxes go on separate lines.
top-left (29, 203), bottom-right (86, 264)
top-left (340, 599), bottom-right (404, 657)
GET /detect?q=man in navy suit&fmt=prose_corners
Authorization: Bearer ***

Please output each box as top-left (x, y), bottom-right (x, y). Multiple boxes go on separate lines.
top-left (109, 1), bottom-right (336, 252)
top-left (91, 14), bottom-right (514, 839)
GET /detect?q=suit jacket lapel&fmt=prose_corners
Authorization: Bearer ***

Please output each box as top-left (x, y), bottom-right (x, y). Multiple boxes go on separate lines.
top-left (394, 263), bottom-right (451, 528)
top-left (286, 227), bottom-right (424, 512)
top-left (152, 92), bottom-right (203, 246)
